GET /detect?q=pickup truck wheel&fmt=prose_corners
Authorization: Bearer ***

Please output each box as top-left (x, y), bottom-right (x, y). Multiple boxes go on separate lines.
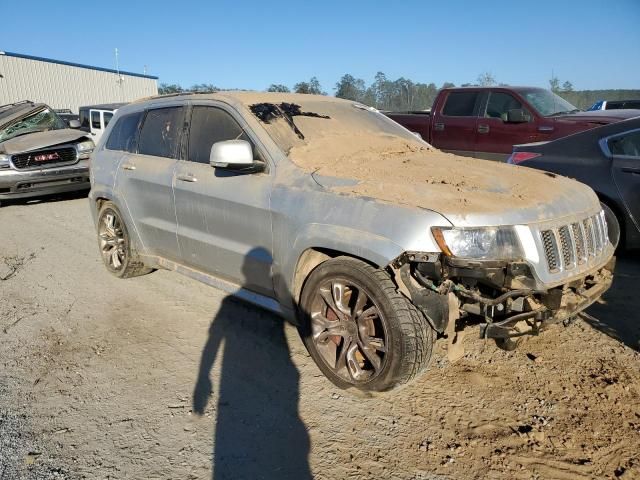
top-left (299, 257), bottom-right (435, 392)
top-left (97, 202), bottom-right (152, 279)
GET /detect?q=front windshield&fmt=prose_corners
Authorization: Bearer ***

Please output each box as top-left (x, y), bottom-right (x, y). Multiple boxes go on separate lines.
top-left (245, 98), bottom-right (430, 163)
top-left (520, 89), bottom-right (579, 117)
top-left (0, 107), bottom-right (67, 143)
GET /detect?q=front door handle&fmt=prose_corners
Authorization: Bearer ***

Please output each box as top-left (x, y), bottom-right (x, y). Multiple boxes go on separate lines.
top-left (622, 168), bottom-right (640, 175)
top-left (434, 122), bottom-right (445, 132)
top-left (477, 124), bottom-right (490, 134)
top-left (176, 173), bottom-right (198, 183)
top-left (122, 163), bottom-right (136, 171)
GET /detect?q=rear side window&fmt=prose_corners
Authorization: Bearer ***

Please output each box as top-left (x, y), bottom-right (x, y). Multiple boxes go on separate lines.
top-left (104, 112), bottom-right (113, 127)
top-left (187, 106), bottom-right (253, 164)
top-left (442, 92), bottom-right (479, 116)
top-left (138, 107), bottom-right (185, 159)
top-left (105, 112), bottom-right (143, 152)
top-left (608, 130), bottom-right (640, 157)
top-left (91, 111), bottom-right (101, 129)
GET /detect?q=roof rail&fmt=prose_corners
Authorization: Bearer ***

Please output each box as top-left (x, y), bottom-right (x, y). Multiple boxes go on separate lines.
top-left (0, 99), bottom-right (35, 111)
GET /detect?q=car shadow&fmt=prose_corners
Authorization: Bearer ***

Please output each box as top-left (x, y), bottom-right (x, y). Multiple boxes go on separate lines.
top-left (584, 253), bottom-right (640, 351)
top-left (0, 188), bottom-right (89, 207)
top-left (192, 248), bottom-right (312, 480)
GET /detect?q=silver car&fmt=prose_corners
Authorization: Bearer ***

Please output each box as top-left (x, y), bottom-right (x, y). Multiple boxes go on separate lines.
top-left (89, 93), bottom-right (615, 392)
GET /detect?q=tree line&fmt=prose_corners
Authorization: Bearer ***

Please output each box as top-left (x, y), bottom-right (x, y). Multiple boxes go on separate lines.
top-left (158, 72), bottom-right (640, 112)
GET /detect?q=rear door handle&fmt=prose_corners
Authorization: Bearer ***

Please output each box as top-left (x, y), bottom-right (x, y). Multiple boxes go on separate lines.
top-left (477, 124), bottom-right (490, 134)
top-left (434, 122), bottom-right (445, 131)
top-left (122, 163), bottom-right (136, 171)
top-left (176, 173), bottom-right (198, 183)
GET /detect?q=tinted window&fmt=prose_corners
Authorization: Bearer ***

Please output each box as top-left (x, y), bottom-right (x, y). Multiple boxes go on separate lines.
top-left (104, 112), bottom-right (113, 127)
top-left (91, 111), bottom-right (101, 129)
top-left (442, 92), bottom-right (479, 116)
top-left (105, 112), bottom-right (143, 152)
top-left (138, 107), bottom-right (184, 159)
top-left (79, 108), bottom-right (90, 131)
top-left (188, 106), bottom-right (253, 164)
top-left (608, 130), bottom-right (640, 157)
top-left (485, 92), bottom-right (527, 120)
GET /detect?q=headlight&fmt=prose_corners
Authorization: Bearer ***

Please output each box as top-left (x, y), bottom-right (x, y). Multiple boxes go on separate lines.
top-left (432, 226), bottom-right (524, 260)
top-left (76, 140), bottom-right (95, 159)
top-left (0, 154), bottom-right (10, 169)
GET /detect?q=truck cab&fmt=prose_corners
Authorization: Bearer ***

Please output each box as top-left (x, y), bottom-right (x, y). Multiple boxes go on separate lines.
top-left (387, 87), bottom-right (639, 162)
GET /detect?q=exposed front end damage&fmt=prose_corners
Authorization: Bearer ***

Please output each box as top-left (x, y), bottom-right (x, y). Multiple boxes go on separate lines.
top-left (392, 251), bottom-right (615, 352)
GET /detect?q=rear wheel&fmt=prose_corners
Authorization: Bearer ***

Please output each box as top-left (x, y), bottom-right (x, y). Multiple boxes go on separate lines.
top-left (97, 201), bottom-right (152, 278)
top-left (299, 257), bottom-right (435, 392)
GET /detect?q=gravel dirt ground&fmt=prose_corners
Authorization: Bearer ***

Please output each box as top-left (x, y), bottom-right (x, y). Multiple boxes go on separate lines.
top-left (1, 193), bottom-right (639, 480)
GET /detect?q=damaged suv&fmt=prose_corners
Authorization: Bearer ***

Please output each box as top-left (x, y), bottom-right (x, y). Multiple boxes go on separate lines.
top-left (89, 93), bottom-right (615, 392)
top-left (0, 101), bottom-right (94, 203)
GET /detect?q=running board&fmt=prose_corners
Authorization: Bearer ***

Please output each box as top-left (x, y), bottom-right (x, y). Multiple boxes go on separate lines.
top-left (145, 256), bottom-right (283, 315)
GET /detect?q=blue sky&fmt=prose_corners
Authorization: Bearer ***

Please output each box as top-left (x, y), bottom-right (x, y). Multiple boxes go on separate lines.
top-left (3, 0), bottom-right (639, 92)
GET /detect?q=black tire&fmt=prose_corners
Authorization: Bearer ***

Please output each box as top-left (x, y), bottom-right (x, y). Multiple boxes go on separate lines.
top-left (600, 201), bottom-right (621, 250)
top-left (97, 201), bottom-right (152, 279)
top-left (298, 257), bottom-right (435, 392)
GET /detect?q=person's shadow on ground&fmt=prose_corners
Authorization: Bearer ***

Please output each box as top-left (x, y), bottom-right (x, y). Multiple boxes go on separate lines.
top-left (192, 249), bottom-right (312, 480)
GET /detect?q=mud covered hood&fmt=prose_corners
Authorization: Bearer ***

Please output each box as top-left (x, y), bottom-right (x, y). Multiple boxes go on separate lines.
top-left (0, 129), bottom-right (89, 154)
top-left (309, 150), bottom-right (602, 228)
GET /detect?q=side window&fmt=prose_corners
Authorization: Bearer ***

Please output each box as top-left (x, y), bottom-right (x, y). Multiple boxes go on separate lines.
top-left (105, 112), bottom-right (143, 152)
top-left (104, 112), bottom-right (113, 127)
top-left (187, 106), bottom-right (254, 164)
top-left (608, 130), bottom-right (640, 157)
top-left (485, 92), bottom-right (527, 120)
top-left (137, 107), bottom-right (184, 159)
top-left (91, 111), bottom-right (101, 129)
top-left (79, 109), bottom-right (90, 131)
top-left (442, 92), bottom-right (479, 117)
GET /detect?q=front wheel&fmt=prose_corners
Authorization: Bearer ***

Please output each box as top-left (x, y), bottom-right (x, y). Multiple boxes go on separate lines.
top-left (298, 257), bottom-right (435, 392)
top-left (97, 201), bottom-right (152, 278)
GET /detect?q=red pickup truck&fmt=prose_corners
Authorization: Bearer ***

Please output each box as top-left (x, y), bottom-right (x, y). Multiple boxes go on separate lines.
top-left (386, 86), bottom-right (640, 161)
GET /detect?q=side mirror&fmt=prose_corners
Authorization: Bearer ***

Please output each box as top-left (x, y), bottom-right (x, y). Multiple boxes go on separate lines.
top-left (68, 119), bottom-right (81, 128)
top-left (210, 140), bottom-right (255, 168)
top-left (506, 109), bottom-right (530, 123)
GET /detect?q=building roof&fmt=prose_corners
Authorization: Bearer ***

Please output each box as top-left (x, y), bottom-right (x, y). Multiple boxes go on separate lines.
top-left (0, 51), bottom-right (158, 80)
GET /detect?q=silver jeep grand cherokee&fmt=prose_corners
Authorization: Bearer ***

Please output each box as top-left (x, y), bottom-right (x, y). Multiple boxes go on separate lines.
top-left (89, 93), bottom-right (614, 392)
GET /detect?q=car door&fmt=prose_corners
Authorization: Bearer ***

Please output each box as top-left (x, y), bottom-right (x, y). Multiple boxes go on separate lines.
top-left (474, 91), bottom-right (538, 161)
top-left (90, 109), bottom-right (105, 140)
top-left (607, 128), bottom-right (640, 233)
top-left (114, 105), bottom-right (185, 261)
top-left (173, 103), bottom-right (274, 297)
top-left (430, 90), bottom-right (481, 156)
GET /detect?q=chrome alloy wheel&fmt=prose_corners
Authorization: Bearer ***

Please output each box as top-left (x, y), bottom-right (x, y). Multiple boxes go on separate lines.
top-left (309, 280), bottom-right (388, 384)
top-left (98, 211), bottom-right (126, 271)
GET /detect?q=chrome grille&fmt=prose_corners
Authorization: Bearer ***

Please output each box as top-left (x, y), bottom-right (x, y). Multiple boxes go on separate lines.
top-left (540, 212), bottom-right (608, 273)
top-left (558, 225), bottom-right (575, 270)
top-left (11, 147), bottom-right (77, 169)
top-left (541, 230), bottom-right (559, 272)
top-left (571, 223), bottom-right (587, 264)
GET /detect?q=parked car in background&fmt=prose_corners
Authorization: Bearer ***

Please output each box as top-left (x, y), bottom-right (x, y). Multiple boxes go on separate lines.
top-left (0, 101), bottom-right (94, 203)
top-left (54, 109), bottom-right (80, 127)
top-left (588, 100), bottom-right (640, 111)
top-left (508, 117), bottom-right (640, 250)
top-left (89, 92), bottom-right (614, 392)
top-left (79, 103), bottom-right (125, 142)
top-left (386, 86), bottom-right (639, 161)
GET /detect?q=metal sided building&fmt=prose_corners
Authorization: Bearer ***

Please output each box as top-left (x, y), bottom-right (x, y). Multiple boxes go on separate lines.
top-left (0, 51), bottom-right (158, 113)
